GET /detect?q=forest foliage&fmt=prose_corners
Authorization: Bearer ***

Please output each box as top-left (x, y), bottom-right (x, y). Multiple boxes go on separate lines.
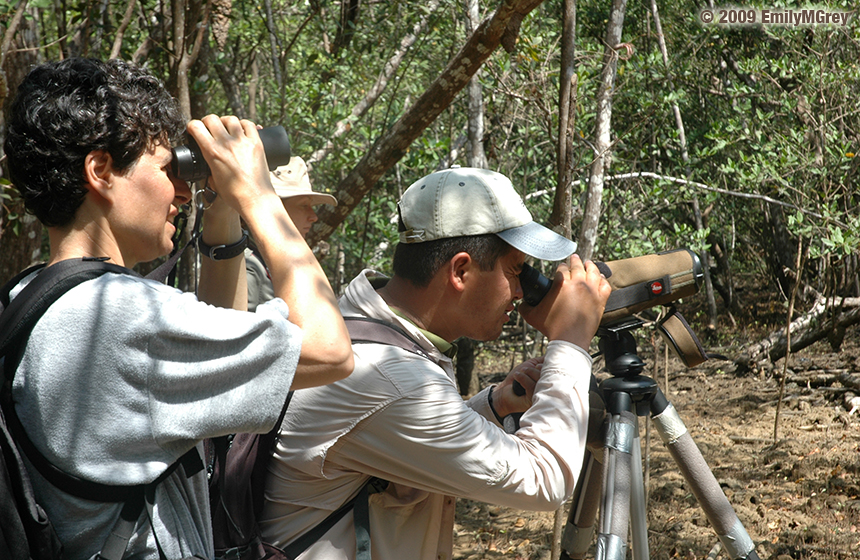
top-left (1, 0), bottom-right (858, 346)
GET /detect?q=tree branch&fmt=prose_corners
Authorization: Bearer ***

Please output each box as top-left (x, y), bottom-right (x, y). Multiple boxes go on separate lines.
top-left (308, 0), bottom-right (547, 245)
top-left (109, 0), bottom-right (137, 59)
top-left (527, 171), bottom-right (851, 230)
top-left (734, 294), bottom-right (860, 373)
top-left (306, 0), bottom-right (442, 167)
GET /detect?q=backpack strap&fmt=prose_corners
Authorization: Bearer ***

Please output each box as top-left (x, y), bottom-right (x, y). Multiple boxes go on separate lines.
top-left (282, 477), bottom-right (388, 560)
top-left (280, 316), bottom-right (432, 560)
top-left (0, 262), bottom-right (48, 312)
top-left (0, 258), bottom-right (203, 560)
top-left (0, 258), bottom-right (134, 374)
top-left (343, 315), bottom-right (437, 363)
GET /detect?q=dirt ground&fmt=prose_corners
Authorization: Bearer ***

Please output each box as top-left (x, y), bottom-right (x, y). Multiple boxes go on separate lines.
top-left (452, 314), bottom-right (860, 560)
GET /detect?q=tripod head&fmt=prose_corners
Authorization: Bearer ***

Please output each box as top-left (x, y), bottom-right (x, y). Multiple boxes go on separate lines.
top-left (597, 318), bottom-right (647, 378)
top-left (595, 317), bottom-right (665, 418)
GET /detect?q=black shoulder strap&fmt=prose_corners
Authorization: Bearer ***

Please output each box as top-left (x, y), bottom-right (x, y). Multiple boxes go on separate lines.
top-left (279, 316), bottom-right (430, 560)
top-left (0, 257), bottom-right (203, 500)
top-left (282, 477), bottom-right (388, 559)
top-left (0, 258), bottom-right (134, 372)
top-left (0, 262), bottom-right (47, 311)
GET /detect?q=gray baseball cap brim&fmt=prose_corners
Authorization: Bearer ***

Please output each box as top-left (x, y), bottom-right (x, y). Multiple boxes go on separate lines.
top-left (496, 221), bottom-right (577, 261)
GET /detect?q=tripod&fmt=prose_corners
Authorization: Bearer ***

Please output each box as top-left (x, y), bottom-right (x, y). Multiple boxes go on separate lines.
top-left (559, 319), bottom-right (761, 560)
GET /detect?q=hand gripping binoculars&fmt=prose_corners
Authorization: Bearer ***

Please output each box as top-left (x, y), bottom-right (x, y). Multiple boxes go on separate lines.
top-left (170, 126), bottom-right (292, 183)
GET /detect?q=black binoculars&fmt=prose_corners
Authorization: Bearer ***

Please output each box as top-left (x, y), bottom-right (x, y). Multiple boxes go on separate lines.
top-left (170, 126), bottom-right (292, 183)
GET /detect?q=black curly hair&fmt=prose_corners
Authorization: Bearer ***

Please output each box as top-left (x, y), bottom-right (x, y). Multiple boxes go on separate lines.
top-left (4, 58), bottom-right (186, 228)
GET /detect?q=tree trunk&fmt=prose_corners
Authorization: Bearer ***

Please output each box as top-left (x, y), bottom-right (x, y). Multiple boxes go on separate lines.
top-left (453, 0), bottom-right (490, 400)
top-left (455, 338), bottom-right (480, 396)
top-left (0, 207), bottom-right (42, 281)
top-left (761, 202), bottom-right (798, 299)
top-left (263, 0), bottom-right (283, 94)
top-left (577, 0), bottom-right (627, 261)
top-left (215, 49), bottom-right (247, 119)
top-left (466, 0), bottom-right (487, 170)
top-left (248, 55), bottom-right (259, 122)
top-left (550, 0), bottom-right (575, 241)
top-left (649, 0), bottom-right (718, 331)
top-left (550, 3), bottom-right (576, 558)
top-left (166, 0), bottom-right (211, 293)
top-left (308, 0), bottom-right (548, 247)
top-left (1, 2), bottom-right (44, 282)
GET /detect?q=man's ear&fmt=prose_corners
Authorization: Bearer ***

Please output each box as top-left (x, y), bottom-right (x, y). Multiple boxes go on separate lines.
top-left (83, 150), bottom-right (115, 199)
top-left (448, 252), bottom-right (473, 293)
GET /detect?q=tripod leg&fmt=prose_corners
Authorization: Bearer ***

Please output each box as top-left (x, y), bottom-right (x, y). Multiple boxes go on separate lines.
top-left (650, 391), bottom-right (761, 560)
top-left (595, 408), bottom-right (637, 560)
top-left (560, 451), bottom-right (602, 559)
top-left (628, 425), bottom-right (649, 560)
top-left (561, 376), bottom-right (609, 560)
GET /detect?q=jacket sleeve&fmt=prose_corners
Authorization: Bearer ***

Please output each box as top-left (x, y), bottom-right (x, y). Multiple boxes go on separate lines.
top-left (330, 340), bottom-right (593, 511)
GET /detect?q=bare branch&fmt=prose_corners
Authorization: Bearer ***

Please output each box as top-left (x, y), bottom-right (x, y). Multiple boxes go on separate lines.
top-left (527, 171), bottom-right (851, 230)
top-left (110, 0), bottom-right (138, 59)
top-left (306, 0), bottom-right (442, 167)
top-left (1, 0), bottom-right (30, 68)
top-left (308, 0), bottom-right (547, 245)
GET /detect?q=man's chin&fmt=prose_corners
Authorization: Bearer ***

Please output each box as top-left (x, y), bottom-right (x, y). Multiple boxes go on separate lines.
top-left (153, 238), bottom-right (175, 262)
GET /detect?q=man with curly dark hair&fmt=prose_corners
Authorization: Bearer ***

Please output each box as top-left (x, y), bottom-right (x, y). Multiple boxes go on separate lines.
top-left (3, 58), bottom-right (353, 559)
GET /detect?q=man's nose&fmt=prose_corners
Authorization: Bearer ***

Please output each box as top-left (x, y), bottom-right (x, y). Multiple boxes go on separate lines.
top-left (173, 176), bottom-right (193, 205)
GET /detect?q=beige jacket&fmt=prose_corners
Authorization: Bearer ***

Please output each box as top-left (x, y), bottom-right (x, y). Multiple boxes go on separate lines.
top-left (260, 269), bottom-right (593, 560)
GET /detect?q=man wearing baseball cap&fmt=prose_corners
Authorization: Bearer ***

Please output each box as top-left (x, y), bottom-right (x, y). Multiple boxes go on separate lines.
top-left (246, 156), bottom-right (338, 310)
top-left (259, 167), bottom-right (610, 559)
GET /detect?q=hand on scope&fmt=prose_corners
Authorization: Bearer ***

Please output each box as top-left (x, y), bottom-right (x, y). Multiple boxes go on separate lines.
top-left (184, 115), bottom-right (276, 217)
top-left (493, 357), bottom-right (544, 417)
top-left (518, 255), bottom-right (611, 350)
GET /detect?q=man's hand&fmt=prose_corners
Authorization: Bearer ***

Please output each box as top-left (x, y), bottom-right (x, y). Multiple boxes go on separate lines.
top-left (518, 255), bottom-right (612, 350)
top-left (185, 115), bottom-right (277, 216)
top-left (491, 357), bottom-right (544, 418)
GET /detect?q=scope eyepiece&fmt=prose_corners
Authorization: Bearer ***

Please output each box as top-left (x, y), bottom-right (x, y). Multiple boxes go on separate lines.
top-left (520, 263), bottom-right (553, 306)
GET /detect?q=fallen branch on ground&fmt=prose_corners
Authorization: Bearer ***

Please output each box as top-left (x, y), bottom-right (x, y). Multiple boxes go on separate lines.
top-left (734, 294), bottom-right (860, 374)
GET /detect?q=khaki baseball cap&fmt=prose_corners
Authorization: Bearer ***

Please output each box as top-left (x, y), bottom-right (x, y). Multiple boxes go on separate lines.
top-left (270, 156), bottom-right (337, 206)
top-left (397, 166), bottom-right (576, 261)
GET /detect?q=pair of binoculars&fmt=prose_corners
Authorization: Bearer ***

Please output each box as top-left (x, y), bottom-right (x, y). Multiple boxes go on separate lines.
top-left (171, 126), bottom-right (292, 183)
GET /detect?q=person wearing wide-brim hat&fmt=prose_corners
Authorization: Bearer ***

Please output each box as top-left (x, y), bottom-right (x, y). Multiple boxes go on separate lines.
top-left (246, 156), bottom-right (338, 311)
top-left (270, 156), bottom-right (337, 239)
